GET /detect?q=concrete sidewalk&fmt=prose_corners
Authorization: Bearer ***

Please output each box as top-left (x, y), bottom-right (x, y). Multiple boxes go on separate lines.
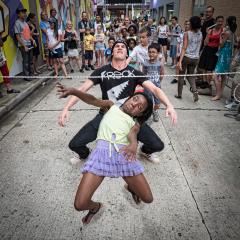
top-left (0, 65), bottom-right (55, 119)
top-left (0, 65), bottom-right (239, 240)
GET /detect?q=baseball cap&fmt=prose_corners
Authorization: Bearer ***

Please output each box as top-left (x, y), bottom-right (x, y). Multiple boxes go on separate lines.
top-left (16, 8), bottom-right (27, 14)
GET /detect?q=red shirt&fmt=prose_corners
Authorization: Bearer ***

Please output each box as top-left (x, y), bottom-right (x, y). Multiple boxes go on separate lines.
top-left (208, 28), bottom-right (223, 48)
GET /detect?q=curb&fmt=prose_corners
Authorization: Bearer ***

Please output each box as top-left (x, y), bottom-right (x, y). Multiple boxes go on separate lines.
top-left (0, 70), bottom-right (54, 119)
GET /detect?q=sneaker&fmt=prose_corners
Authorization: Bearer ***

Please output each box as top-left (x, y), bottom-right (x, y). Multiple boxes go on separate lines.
top-left (70, 69), bottom-right (74, 73)
top-left (193, 91), bottom-right (199, 102)
top-left (171, 79), bottom-right (178, 84)
top-left (89, 65), bottom-right (95, 70)
top-left (70, 155), bottom-right (82, 165)
top-left (170, 65), bottom-right (176, 69)
top-left (184, 80), bottom-right (186, 85)
top-left (225, 101), bottom-right (238, 110)
top-left (152, 110), bottom-right (160, 122)
top-left (7, 89), bottom-right (20, 94)
top-left (79, 68), bottom-right (84, 73)
top-left (139, 149), bottom-right (160, 163)
top-left (85, 66), bottom-right (90, 71)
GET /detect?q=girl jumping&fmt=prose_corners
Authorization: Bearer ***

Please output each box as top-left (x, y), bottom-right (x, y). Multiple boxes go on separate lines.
top-left (57, 83), bottom-right (154, 225)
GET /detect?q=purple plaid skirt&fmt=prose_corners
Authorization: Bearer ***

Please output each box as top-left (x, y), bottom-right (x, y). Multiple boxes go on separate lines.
top-left (82, 140), bottom-right (144, 178)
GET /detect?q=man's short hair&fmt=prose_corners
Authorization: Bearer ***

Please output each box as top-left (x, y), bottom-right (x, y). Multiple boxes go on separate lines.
top-left (171, 16), bottom-right (178, 21)
top-left (206, 6), bottom-right (214, 12)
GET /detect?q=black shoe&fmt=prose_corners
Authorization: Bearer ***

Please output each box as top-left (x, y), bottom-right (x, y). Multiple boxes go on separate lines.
top-left (7, 89), bottom-right (20, 94)
top-left (200, 82), bottom-right (210, 89)
top-left (70, 69), bottom-right (74, 73)
top-left (193, 91), bottom-right (199, 102)
top-left (0, 91), bottom-right (3, 98)
top-left (79, 68), bottom-right (84, 73)
top-left (184, 80), bottom-right (186, 85)
top-left (89, 65), bottom-right (95, 70)
top-left (171, 79), bottom-right (178, 84)
top-left (174, 95), bottom-right (182, 99)
top-left (23, 78), bottom-right (33, 82)
top-left (85, 66), bottom-right (90, 71)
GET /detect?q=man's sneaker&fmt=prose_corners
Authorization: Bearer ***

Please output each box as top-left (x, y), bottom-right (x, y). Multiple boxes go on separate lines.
top-left (139, 149), bottom-right (160, 163)
top-left (152, 110), bottom-right (160, 122)
top-left (171, 79), bottom-right (178, 84)
top-left (70, 155), bottom-right (82, 165)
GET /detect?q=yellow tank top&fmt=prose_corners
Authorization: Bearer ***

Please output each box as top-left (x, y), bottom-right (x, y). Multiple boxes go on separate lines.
top-left (97, 105), bottom-right (135, 145)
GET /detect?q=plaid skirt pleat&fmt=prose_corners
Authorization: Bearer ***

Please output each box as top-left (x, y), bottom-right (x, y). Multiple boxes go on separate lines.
top-left (82, 140), bottom-right (144, 178)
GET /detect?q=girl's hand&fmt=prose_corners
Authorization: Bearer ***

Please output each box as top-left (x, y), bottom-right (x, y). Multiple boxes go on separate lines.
top-left (56, 83), bottom-right (74, 98)
top-left (120, 144), bottom-right (138, 161)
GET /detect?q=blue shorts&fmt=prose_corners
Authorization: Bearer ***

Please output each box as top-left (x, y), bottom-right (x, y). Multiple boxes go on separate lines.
top-left (85, 50), bottom-right (93, 60)
top-left (95, 43), bottom-right (105, 51)
top-left (145, 83), bottom-right (161, 105)
top-left (170, 45), bottom-right (177, 58)
top-left (49, 47), bottom-right (63, 59)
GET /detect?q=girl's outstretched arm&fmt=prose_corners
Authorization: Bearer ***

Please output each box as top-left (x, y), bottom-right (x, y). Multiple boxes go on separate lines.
top-left (57, 83), bottom-right (113, 109)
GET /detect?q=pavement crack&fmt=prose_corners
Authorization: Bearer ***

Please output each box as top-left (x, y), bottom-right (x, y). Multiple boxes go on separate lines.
top-left (160, 117), bottom-right (213, 240)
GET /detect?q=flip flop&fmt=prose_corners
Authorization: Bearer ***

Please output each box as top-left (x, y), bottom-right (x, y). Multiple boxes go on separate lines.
top-left (82, 203), bottom-right (103, 225)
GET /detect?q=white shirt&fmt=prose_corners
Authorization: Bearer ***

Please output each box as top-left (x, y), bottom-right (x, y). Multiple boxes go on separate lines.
top-left (130, 44), bottom-right (148, 65)
top-left (47, 28), bottom-right (62, 50)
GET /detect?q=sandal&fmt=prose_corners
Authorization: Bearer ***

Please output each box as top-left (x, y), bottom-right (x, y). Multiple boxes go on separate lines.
top-left (82, 203), bottom-right (102, 225)
top-left (124, 184), bottom-right (141, 205)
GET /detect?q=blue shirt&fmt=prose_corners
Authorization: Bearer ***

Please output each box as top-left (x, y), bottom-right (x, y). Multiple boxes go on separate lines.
top-left (40, 21), bottom-right (50, 44)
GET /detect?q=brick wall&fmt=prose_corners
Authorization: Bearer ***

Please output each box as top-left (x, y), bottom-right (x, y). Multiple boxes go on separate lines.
top-left (178, 0), bottom-right (240, 35)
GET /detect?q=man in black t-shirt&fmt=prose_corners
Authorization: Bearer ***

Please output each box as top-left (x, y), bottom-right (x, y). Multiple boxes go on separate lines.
top-left (201, 5), bottom-right (215, 50)
top-left (58, 40), bottom-right (177, 164)
top-left (78, 11), bottom-right (94, 72)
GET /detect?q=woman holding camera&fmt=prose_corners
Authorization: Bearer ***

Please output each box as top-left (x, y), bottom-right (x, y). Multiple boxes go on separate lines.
top-left (62, 21), bottom-right (82, 73)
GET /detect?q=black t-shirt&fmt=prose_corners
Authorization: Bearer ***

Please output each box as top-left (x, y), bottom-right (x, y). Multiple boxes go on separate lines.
top-left (89, 64), bottom-right (147, 106)
top-left (201, 18), bottom-right (215, 48)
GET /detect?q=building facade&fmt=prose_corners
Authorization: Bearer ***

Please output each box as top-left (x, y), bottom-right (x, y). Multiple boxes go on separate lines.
top-left (150, 0), bottom-right (240, 34)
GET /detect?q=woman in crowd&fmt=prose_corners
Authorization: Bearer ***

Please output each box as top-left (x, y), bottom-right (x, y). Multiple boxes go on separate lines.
top-left (47, 19), bottom-right (68, 78)
top-left (157, 17), bottom-right (169, 63)
top-left (27, 13), bottom-right (41, 75)
top-left (175, 16), bottom-right (202, 102)
top-left (212, 16), bottom-right (237, 101)
top-left (62, 21), bottom-right (82, 73)
top-left (94, 25), bottom-right (105, 68)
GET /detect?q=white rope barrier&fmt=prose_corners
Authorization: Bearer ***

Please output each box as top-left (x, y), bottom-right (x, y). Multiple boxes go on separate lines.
top-left (1, 71), bottom-right (240, 79)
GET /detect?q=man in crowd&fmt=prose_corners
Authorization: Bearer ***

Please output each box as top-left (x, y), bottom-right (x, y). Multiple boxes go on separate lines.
top-left (14, 8), bottom-right (35, 81)
top-left (58, 40), bottom-right (177, 164)
top-left (78, 11), bottom-right (94, 73)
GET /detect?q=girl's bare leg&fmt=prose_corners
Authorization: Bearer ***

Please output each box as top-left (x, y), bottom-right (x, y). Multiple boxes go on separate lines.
top-left (123, 174), bottom-right (153, 204)
top-left (59, 58), bottom-right (68, 77)
top-left (212, 75), bottom-right (222, 100)
top-left (74, 172), bottom-right (104, 224)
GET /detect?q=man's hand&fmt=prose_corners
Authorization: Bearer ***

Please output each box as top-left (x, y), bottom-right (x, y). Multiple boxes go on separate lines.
top-left (166, 105), bottom-right (177, 125)
top-left (58, 108), bottom-right (70, 127)
top-left (120, 143), bottom-right (138, 161)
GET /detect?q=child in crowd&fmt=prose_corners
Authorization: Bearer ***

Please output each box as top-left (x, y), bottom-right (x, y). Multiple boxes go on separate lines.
top-left (127, 25), bottom-right (138, 42)
top-left (104, 37), bottom-right (115, 64)
top-left (57, 83), bottom-right (154, 225)
top-left (83, 27), bottom-right (95, 71)
top-left (95, 25), bottom-right (105, 68)
top-left (142, 43), bottom-right (165, 122)
top-left (0, 34), bottom-right (20, 98)
top-left (126, 27), bottom-right (150, 71)
top-left (127, 38), bottom-right (138, 69)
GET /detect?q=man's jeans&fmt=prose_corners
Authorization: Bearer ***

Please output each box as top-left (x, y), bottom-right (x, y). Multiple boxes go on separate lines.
top-left (69, 113), bottom-right (164, 159)
top-left (19, 47), bottom-right (33, 76)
